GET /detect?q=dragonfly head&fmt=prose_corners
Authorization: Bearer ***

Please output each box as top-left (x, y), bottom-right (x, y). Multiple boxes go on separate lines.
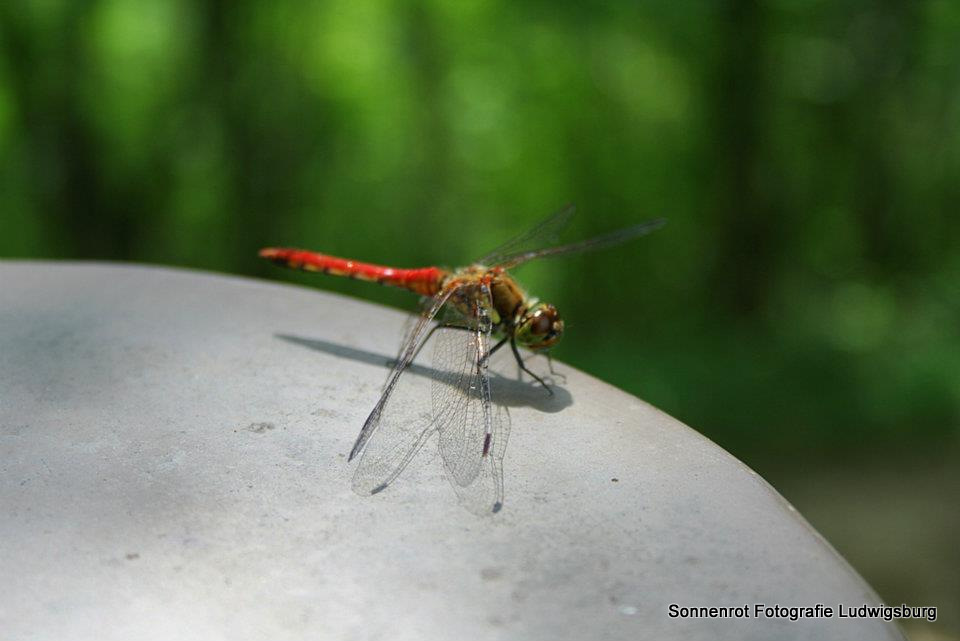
top-left (515, 302), bottom-right (564, 350)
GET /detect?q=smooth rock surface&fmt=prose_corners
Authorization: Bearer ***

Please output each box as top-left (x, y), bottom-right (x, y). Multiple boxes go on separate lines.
top-left (0, 262), bottom-right (905, 641)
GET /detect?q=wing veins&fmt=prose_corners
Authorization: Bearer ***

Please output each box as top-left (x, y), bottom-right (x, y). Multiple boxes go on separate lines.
top-left (496, 217), bottom-right (667, 269)
top-left (348, 285), bottom-right (458, 462)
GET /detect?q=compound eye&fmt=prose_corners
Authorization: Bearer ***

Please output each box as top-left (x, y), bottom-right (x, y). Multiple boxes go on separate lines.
top-left (531, 311), bottom-right (552, 335)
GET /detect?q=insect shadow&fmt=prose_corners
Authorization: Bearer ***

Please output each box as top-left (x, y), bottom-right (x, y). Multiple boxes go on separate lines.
top-left (274, 333), bottom-right (573, 414)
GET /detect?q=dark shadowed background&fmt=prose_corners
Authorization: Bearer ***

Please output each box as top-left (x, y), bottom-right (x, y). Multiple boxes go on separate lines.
top-left (1, 1), bottom-right (957, 637)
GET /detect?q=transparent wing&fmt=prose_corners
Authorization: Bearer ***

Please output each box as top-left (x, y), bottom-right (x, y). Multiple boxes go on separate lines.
top-left (476, 203), bottom-right (577, 267)
top-left (386, 294), bottom-right (437, 386)
top-left (492, 217), bottom-right (667, 270)
top-left (430, 283), bottom-right (510, 514)
top-left (350, 285), bottom-right (458, 495)
top-left (353, 280), bottom-right (510, 514)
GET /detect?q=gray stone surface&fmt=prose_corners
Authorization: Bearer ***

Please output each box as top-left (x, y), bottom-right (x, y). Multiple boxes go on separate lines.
top-left (0, 262), bottom-right (905, 641)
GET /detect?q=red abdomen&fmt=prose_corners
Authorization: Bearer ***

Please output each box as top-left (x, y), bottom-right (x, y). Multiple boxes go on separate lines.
top-left (259, 248), bottom-right (446, 297)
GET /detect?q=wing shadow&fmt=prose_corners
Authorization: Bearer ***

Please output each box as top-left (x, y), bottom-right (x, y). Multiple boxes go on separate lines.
top-left (275, 333), bottom-right (572, 414)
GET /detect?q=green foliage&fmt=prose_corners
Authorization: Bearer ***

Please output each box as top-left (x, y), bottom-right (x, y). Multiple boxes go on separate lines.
top-left (2, 0), bottom-right (958, 466)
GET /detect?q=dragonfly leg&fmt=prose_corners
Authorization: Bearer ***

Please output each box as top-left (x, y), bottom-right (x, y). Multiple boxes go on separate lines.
top-left (481, 337), bottom-right (508, 367)
top-left (546, 353), bottom-right (567, 383)
top-left (510, 338), bottom-right (554, 396)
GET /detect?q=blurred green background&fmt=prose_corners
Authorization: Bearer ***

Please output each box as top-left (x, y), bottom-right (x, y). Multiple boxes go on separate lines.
top-left (1, 1), bottom-right (957, 636)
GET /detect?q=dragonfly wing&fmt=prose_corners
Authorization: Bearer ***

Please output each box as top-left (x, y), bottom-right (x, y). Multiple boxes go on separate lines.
top-left (477, 203), bottom-right (665, 269)
top-left (476, 203), bottom-right (576, 267)
top-left (430, 283), bottom-right (511, 514)
top-left (451, 402), bottom-right (509, 514)
top-left (350, 285), bottom-right (458, 495)
top-left (394, 294), bottom-right (440, 363)
top-left (494, 217), bottom-right (667, 270)
top-left (350, 406), bottom-right (434, 496)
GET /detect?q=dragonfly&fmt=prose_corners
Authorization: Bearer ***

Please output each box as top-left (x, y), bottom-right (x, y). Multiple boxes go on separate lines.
top-left (260, 205), bottom-right (665, 514)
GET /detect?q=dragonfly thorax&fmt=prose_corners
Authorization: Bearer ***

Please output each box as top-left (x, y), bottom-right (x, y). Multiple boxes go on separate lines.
top-left (478, 269), bottom-right (563, 350)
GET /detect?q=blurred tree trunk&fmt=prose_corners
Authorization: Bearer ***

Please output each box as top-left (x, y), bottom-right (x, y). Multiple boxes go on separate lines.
top-left (708, 0), bottom-right (778, 319)
top-left (0, 1), bottom-right (144, 260)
